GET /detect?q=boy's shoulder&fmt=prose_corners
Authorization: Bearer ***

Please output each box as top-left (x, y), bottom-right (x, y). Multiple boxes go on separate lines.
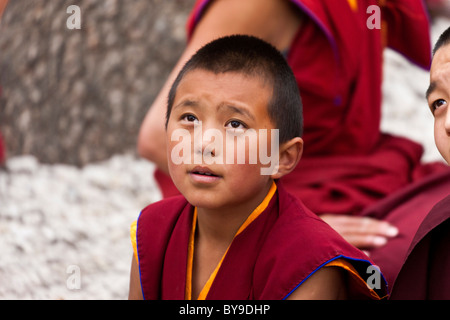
top-left (137, 195), bottom-right (190, 229)
top-left (275, 182), bottom-right (334, 235)
top-left (430, 193), bottom-right (450, 218)
top-left (252, 184), bottom-right (379, 299)
top-left (406, 193), bottom-right (450, 251)
top-left (272, 183), bottom-right (372, 258)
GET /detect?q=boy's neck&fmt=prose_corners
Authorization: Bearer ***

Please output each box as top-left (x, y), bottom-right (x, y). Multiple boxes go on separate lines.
top-left (195, 181), bottom-right (273, 245)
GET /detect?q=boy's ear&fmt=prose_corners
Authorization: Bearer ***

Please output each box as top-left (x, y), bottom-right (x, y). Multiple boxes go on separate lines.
top-left (271, 137), bottom-right (303, 180)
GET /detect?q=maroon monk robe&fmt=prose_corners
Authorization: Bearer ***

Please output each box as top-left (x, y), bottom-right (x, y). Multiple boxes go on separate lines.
top-left (135, 182), bottom-right (388, 300)
top-left (389, 194), bottom-right (450, 300)
top-left (361, 169), bottom-right (450, 288)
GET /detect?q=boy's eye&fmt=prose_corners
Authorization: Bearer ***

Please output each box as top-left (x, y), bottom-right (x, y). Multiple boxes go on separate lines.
top-left (182, 114), bottom-right (198, 122)
top-left (226, 120), bottom-right (246, 129)
top-left (432, 99), bottom-right (447, 112)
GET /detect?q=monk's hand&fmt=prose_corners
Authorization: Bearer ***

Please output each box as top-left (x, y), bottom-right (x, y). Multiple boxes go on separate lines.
top-left (319, 214), bottom-right (399, 251)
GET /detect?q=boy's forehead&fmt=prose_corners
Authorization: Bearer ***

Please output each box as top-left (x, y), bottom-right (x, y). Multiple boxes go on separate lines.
top-left (177, 69), bottom-right (273, 104)
top-left (428, 44), bottom-right (450, 100)
top-left (181, 68), bottom-right (269, 86)
top-left (173, 69), bottom-right (275, 123)
top-left (431, 44), bottom-right (450, 78)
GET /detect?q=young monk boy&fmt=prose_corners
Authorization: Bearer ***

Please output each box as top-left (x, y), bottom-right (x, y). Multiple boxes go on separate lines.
top-left (390, 27), bottom-right (450, 300)
top-left (128, 35), bottom-right (388, 300)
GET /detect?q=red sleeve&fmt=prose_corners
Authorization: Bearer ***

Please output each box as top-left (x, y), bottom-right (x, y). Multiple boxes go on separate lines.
top-left (383, 0), bottom-right (432, 69)
top-left (186, 0), bottom-right (213, 40)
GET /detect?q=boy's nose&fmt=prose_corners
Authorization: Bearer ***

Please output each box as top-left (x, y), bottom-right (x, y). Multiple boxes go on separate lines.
top-left (195, 139), bottom-right (216, 157)
top-left (201, 132), bottom-right (219, 158)
top-left (193, 123), bottom-right (219, 158)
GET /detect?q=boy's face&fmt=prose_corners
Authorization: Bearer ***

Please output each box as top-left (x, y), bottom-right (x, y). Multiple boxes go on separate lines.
top-left (166, 69), bottom-right (277, 210)
top-left (428, 43), bottom-right (450, 164)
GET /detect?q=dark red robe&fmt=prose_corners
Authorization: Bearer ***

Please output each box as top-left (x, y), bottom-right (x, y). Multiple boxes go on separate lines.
top-left (389, 194), bottom-right (450, 300)
top-left (135, 182), bottom-right (388, 300)
top-left (360, 169), bottom-right (450, 288)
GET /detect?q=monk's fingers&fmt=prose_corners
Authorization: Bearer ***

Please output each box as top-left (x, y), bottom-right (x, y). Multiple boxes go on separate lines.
top-left (320, 214), bottom-right (398, 239)
top-left (354, 217), bottom-right (398, 238)
top-left (319, 214), bottom-right (399, 249)
top-left (343, 234), bottom-right (389, 250)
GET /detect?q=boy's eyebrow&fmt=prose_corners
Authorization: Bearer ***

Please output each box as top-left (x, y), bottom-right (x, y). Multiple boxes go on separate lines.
top-left (173, 99), bottom-right (199, 110)
top-left (217, 103), bottom-right (256, 121)
top-left (172, 99), bottom-right (257, 121)
top-left (426, 82), bottom-right (436, 100)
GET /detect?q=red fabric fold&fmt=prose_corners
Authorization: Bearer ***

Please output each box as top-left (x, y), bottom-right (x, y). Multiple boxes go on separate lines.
top-left (136, 183), bottom-right (388, 300)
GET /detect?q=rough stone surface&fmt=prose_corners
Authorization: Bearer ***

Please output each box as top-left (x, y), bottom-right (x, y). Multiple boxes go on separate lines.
top-left (0, 0), bottom-right (195, 166)
top-left (0, 154), bottom-right (160, 299)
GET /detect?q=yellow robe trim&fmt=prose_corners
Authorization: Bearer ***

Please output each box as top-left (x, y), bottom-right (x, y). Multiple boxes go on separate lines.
top-left (326, 259), bottom-right (383, 300)
top-left (186, 181), bottom-right (277, 300)
top-left (347, 0), bottom-right (358, 12)
top-left (130, 220), bottom-right (138, 264)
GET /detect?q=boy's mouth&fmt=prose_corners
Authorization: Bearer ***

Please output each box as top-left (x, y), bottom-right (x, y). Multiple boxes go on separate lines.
top-left (189, 166), bottom-right (222, 183)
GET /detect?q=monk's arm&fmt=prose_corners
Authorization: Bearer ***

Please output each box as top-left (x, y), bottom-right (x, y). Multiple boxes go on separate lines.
top-left (137, 0), bottom-right (302, 172)
top-left (128, 255), bottom-right (143, 300)
top-left (286, 267), bottom-right (347, 300)
top-left (0, 0), bottom-right (9, 19)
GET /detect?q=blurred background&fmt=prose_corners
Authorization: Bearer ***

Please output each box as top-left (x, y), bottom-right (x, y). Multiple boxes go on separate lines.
top-left (0, 0), bottom-right (448, 299)
top-left (0, 0), bottom-right (194, 166)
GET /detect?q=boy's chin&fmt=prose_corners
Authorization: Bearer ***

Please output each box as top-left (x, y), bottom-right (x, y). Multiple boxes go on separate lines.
top-left (187, 200), bottom-right (226, 211)
top-left (183, 190), bottom-right (226, 210)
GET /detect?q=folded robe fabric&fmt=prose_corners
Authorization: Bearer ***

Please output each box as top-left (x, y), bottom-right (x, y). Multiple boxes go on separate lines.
top-left (361, 169), bottom-right (450, 288)
top-left (389, 194), bottom-right (450, 300)
top-left (135, 182), bottom-right (388, 300)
